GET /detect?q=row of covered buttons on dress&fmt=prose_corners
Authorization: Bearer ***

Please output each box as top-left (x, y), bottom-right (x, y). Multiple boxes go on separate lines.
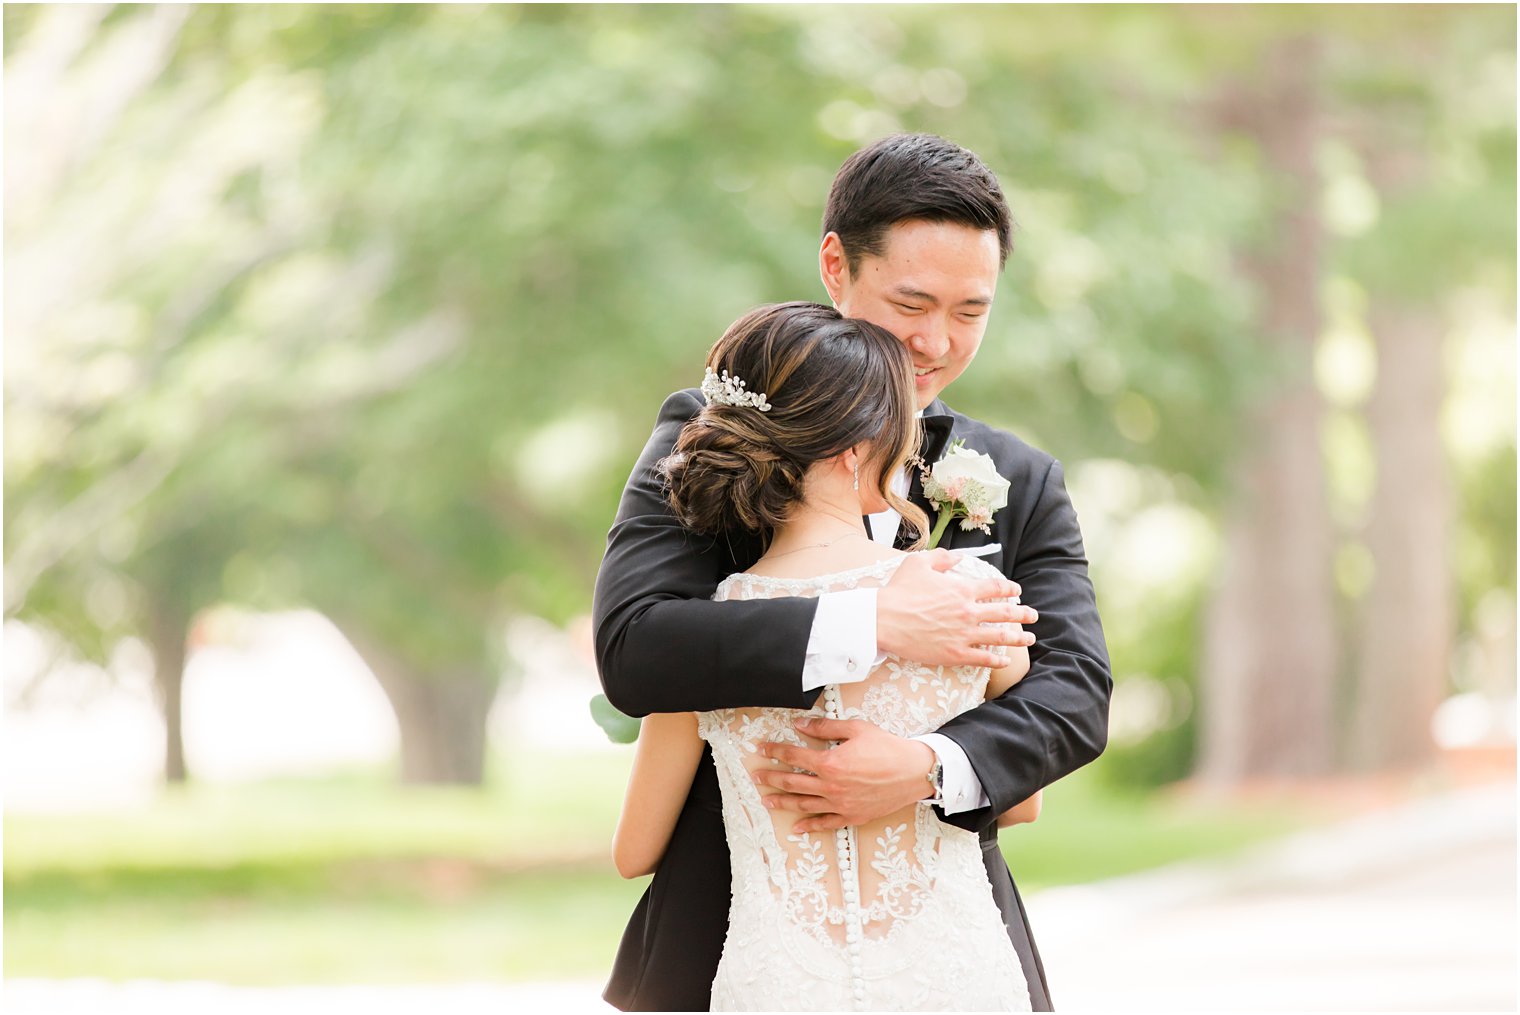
top-left (822, 682), bottom-right (868, 1008)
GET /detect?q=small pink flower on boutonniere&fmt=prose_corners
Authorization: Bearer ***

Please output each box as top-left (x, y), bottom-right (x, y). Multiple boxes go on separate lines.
top-left (920, 440), bottom-right (1011, 548)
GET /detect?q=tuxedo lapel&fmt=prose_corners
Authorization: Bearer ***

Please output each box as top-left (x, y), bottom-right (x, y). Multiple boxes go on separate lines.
top-left (896, 402), bottom-right (956, 551)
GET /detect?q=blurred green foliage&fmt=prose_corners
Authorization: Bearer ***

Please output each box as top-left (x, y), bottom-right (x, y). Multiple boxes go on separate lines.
top-left (4, 5), bottom-right (1513, 786)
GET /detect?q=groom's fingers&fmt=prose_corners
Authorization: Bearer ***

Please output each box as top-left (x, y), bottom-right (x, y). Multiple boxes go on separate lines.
top-left (793, 717), bottom-right (863, 741)
top-left (761, 793), bottom-right (833, 815)
top-left (969, 615), bottom-right (1038, 648)
top-left (967, 649), bottom-right (1013, 669)
top-left (972, 575), bottom-right (1023, 602)
top-left (752, 768), bottom-right (825, 795)
top-left (793, 812), bottom-right (850, 833)
top-left (925, 548), bottom-right (961, 572)
top-left (974, 602), bottom-right (1038, 629)
top-left (758, 741), bottom-right (829, 771)
top-left (908, 551), bottom-right (1024, 600)
top-left (878, 555), bottom-right (1027, 667)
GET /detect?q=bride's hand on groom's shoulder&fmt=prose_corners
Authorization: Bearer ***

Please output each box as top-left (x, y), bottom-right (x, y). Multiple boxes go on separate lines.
top-left (877, 549), bottom-right (1037, 670)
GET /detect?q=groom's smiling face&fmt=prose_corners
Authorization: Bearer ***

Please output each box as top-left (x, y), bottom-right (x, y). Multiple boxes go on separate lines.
top-left (822, 219), bottom-right (1002, 410)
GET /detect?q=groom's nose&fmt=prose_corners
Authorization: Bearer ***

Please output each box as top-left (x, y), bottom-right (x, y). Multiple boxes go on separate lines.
top-left (909, 319), bottom-right (950, 361)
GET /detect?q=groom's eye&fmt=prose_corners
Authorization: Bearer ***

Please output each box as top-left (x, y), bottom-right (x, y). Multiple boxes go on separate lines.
top-left (893, 302), bottom-right (924, 315)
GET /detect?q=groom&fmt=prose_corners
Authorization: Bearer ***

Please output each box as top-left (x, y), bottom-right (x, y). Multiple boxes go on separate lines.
top-left (593, 133), bottom-right (1111, 1011)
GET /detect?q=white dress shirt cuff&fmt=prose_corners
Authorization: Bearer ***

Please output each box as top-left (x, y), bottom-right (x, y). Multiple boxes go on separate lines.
top-left (913, 732), bottom-right (991, 815)
top-left (802, 589), bottom-right (881, 692)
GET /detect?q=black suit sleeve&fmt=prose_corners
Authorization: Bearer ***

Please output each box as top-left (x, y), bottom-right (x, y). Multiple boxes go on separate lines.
top-left (592, 390), bottom-right (823, 716)
top-left (934, 458), bottom-right (1112, 832)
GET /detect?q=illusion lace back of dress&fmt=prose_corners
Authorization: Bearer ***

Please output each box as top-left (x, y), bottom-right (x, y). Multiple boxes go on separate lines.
top-left (699, 554), bottom-right (1032, 1012)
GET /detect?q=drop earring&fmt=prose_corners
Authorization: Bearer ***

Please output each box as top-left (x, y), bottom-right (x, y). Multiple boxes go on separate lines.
top-left (853, 464), bottom-right (859, 491)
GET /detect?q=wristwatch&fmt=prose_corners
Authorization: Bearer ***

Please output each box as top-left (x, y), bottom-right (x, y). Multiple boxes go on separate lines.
top-left (925, 757), bottom-right (945, 803)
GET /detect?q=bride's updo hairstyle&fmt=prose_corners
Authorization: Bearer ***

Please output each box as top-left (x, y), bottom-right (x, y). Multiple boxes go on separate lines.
top-left (660, 301), bottom-right (928, 548)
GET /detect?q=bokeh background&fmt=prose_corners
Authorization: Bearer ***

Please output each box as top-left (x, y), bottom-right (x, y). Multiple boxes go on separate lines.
top-left (5, 4), bottom-right (1515, 1010)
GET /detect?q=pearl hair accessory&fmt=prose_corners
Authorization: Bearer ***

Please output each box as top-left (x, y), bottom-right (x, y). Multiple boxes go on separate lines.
top-left (702, 367), bottom-right (772, 412)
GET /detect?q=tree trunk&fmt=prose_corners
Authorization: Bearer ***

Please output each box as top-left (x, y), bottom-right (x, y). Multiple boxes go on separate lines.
top-left (346, 630), bottom-right (496, 785)
top-left (145, 597), bottom-right (190, 783)
top-left (1346, 144), bottom-right (1455, 770)
top-left (1198, 35), bottom-right (1339, 786)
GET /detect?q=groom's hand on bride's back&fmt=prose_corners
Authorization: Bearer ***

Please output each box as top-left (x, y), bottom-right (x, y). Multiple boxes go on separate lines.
top-left (878, 549), bottom-right (1037, 669)
top-left (752, 552), bottom-right (1038, 831)
top-left (752, 718), bottom-right (939, 832)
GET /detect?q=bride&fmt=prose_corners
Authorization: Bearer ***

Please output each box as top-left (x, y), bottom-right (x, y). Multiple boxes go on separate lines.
top-left (612, 301), bottom-right (1041, 1012)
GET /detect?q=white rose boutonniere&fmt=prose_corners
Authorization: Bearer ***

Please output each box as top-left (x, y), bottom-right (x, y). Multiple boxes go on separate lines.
top-left (920, 440), bottom-right (1011, 548)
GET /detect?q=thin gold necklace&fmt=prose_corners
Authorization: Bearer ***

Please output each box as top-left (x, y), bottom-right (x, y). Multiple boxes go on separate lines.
top-left (763, 526), bottom-right (868, 559)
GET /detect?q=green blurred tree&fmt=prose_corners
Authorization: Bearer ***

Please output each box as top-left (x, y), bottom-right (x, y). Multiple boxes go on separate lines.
top-left (6, 4), bottom-right (1510, 790)
top-left (1195, 30), bottom-right (1342, 784)
top-left (1328, 7), bottom-right (1516, 770)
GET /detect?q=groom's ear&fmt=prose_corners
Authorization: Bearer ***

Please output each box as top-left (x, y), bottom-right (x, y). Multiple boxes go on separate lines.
top-left (819, 232), bottom-right (850, 305)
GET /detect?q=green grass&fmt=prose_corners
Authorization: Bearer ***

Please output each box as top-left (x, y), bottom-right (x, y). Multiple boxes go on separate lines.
top-left (5, 750), bottom-right (634, 875)
top-left (6, 750), bottom-right (1321, 983)
top-left (6, 863), bottom-right (647, 983)
top-left (997, 768), bottom-right (1314, 891)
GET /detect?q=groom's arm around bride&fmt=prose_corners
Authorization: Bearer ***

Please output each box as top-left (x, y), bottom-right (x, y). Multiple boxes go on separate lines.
top-left (595, 389), bottom-right (1111, 835)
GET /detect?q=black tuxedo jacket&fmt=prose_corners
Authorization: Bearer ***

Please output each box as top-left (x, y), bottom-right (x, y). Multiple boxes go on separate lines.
top-left (592, 390), bottom-right (1112, 1012)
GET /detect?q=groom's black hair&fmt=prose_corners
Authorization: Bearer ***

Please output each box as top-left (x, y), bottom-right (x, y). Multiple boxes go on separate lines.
top-left (822, 133), bottom-right (1014, 273)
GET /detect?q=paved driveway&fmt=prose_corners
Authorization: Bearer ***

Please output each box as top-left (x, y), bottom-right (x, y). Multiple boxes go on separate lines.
top-left (1030, 782), bottom-right (1516, 1011)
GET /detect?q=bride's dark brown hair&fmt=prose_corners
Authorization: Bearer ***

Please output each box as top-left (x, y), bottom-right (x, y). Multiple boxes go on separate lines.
top-left (660, 301), bottom-right (928, 549)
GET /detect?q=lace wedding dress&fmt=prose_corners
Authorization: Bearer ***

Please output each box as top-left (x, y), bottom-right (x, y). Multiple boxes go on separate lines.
top-left (700, 554), bottom-right (1032, 1012)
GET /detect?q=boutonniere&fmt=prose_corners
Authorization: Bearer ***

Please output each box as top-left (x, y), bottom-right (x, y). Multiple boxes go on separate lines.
top-left (919, 440), bottom-right (1011, 548)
